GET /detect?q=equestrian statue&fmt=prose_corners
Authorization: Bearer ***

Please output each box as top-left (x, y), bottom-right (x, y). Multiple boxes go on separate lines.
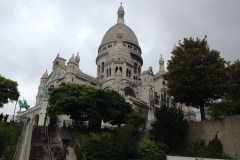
top-left (19, 99), bottom-right (30, 111)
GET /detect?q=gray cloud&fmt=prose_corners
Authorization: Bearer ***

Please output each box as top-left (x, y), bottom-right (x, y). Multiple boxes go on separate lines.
top-left (0, 0), bottom-right (239, 114)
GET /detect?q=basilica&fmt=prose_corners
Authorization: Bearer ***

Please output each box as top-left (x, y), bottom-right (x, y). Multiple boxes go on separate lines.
top-left (32, 4), bottom-right (195, 128)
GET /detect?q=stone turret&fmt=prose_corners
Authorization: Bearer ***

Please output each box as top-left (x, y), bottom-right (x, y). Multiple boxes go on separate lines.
top-left (67, 54), bottom-right (77, 72)
top-left (41, 70), bottom-right (48, 84)
top-left (35, 70), bottom-right (48, 106)
top-left (159, 54), bottom-right (165, 74)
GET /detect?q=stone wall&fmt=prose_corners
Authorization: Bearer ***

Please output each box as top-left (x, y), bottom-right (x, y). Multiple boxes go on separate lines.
top-left (186, 115), bottom-right (240, 160)
top-left (167, 156), bottom-right (229, 160)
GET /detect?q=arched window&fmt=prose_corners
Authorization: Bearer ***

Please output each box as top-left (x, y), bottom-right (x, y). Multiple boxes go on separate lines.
top-left (164, 92), bottom-right (166, 106)
top-left (161, 94), bottom-right (164, 106)
top-left (119, 67), bottom-right (122, 73)
top-left (149, 88), bottom-right (154, 106)
top-left (126, 68), bottom-right (129, 77)
top-left (115, 67), bottom-right (118, 73)
top-left (102, 62), bottom-right (104, 73)
top-left (167, 98), bottom-right (169, 107)
top-left (138, 66), bottom-right (141, 75)
top-left (124, 87), bottom-right (136, 97)
top-left (129, 70), bottom-right (131, 78)
top-left (109, 68), bottom-right (111, 76)
top-left (98, 65), bottom-right (100, 75)
top-left (134, 63), bottom-right (137, 74)
top-left (107, 69), bottom-right (109, 77)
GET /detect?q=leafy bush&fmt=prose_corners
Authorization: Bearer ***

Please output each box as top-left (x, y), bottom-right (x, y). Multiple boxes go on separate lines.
top-left (79, 132), bottom-right (113, 160)
top-left (138, 137), bottom-right (166, 160)
top-left (75, 128), bottom-right (139, 160)
top-left (111, 127), bottom-right (139, 159)
top-left (181, 135), bottom-right (230, 159)
top-left (0, 122), bottom-right (23, 160)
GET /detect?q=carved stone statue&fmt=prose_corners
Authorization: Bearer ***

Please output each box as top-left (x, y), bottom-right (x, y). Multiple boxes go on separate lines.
top-left (19, 99), bottom-right (30, 111)
top-left (42, 85), bottom-right (49, 99)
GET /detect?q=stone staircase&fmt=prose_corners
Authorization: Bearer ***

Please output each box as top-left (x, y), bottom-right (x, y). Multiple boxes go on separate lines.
top-left (29, 126), bottom-right (49, 160)
top-left (67, 147), bottom-right (77, 160)
top-left (27, 126), bottom-right (77, 160)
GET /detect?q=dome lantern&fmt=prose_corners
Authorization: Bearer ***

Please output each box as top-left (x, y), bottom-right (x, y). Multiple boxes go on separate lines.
top-left (117, 2), bottom-right (125, 24)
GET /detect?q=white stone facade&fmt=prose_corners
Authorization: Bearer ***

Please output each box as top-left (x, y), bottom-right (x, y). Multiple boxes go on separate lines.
top-left (32, 4), bottom-right (195, 128)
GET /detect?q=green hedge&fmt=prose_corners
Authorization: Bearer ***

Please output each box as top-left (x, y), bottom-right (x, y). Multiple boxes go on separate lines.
top-left (0, 122), bottom-right (23, 160)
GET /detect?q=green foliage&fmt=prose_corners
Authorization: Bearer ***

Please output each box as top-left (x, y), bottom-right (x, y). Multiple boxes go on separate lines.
top-left (48, 83), bottom-right (132, 131)
top-left (78, 132), bottom-right (113, 160)
top-left (48, 83), bottom-right (95, 118)
top-left (206, 101), bottom-right (228, 119)
top-left (75, 128), bottom-right (139, 160)
top-left (207, 135), bottom-right (224, 157)
top-left (125, 111), bottom-right (145, 131)
top-left (111, 127), bottom-right (139, 159)
top-left (138, 137), bottom-right (166, 160)
top-left (0, 75), bottom-right (20, 107)
top-left (226, 60), bottom-right (240, 102)
top-left (181, 135), bottom-right (230, 159)
top-left (0, 123), bottom-right (23, 159)
top-left (164, 37), bottom-right (227, 120)
top-left (151, 105), bottom-right (187, 152)
top-left (206, 60), bottom-right (240, 118)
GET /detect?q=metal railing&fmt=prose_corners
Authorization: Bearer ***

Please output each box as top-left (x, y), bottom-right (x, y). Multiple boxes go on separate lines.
top-left (75, 138), bottom-right (86, 160)
top-left (44, 125), bottom-right (52, 160)
top-left (13, 123), bottom-right (26, 160)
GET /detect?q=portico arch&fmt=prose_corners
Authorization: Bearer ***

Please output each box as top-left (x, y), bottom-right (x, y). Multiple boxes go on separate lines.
top-left (124, 87), bottom-right (136, 97)
top-left (33, 114), bottom-right (39, 126)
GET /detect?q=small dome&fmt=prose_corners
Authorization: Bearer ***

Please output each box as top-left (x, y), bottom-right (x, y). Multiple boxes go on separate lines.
top-left (75, 52), bottom-right (80, 63)
top-left (68, 54), bottom-right (76, 64)
top-left (159, 54), bottom-right (164, 64)
top-left (108, 42), bottom-right (131, 61)
top-left (42, 70), bottom-right (48, 79)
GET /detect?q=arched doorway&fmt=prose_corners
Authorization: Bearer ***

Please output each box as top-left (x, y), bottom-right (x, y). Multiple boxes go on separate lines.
top-left (33, 114), bottom-right (39, 126)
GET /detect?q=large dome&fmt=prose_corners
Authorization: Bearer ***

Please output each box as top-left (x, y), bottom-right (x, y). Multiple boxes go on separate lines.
top-left (101, 23), bottom-right (139, 46)
top-left (100, 4), bottom-right (139, 47)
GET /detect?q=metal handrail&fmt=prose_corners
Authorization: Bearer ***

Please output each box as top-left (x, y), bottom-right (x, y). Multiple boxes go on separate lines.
top-left (45, 125), bottom-right (52, 160)
top-left (13, 123), bottom-right (26, 160)
top-left (75, 138), bottom-right (86, 160)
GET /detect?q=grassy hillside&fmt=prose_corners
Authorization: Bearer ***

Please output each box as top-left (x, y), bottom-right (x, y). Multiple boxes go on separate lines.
top-left (0, 122), bottom-right (23, 160)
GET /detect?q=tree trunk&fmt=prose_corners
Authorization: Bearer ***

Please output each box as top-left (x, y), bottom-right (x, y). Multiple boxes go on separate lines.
top-left (200, 104), bottom-right (206, 121)
top-left (89, 117), bottom-right (101, 131)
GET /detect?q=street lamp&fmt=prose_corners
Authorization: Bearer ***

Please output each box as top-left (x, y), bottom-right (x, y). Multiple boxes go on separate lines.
top-left (62, 138), bottom-right (71, 149)
top-left (61, 132), bottom-right (71, 160)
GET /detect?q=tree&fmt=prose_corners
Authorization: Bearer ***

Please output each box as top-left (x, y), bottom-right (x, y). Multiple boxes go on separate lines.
top-left (0, 75), bottom-right (20, 107)
top-left (93, 89), bottom-right (133, 127)
top-left (164, 37), bottom-right (227, 120)
top-left (206, 60), bottom-right (240, 118)
top-left (47, 83), bottom-right (132, 131)
top-left (151, 105), bottom-right (187, 152)
top-left (225, 60), bottom-right (240, 113)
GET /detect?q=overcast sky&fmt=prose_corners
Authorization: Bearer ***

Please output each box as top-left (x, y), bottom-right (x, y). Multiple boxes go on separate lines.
top-left (0, 0), bottom-right (240, 115)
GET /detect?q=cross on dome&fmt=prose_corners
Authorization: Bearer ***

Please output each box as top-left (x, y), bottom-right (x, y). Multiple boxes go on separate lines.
top-left (117, 2), bottom-right (125, 24)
